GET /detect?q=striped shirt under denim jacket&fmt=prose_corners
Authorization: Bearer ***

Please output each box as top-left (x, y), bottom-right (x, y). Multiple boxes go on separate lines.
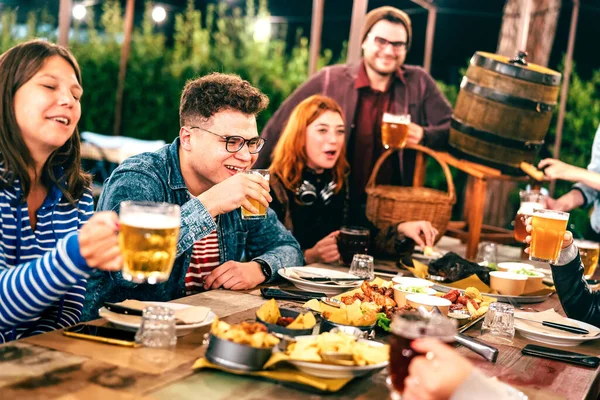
top-left (0, 165), bottom-right (94, 343)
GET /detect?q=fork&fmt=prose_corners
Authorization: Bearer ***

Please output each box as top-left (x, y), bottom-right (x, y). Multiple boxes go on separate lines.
top-left (506, 296), bottom-right (539, 313)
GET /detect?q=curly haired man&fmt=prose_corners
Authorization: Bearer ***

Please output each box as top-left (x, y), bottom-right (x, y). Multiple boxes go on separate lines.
top-left (82, 73), bottom-right (303, 320)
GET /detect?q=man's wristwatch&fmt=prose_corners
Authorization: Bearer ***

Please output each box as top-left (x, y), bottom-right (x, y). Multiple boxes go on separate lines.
top-left (255, 259), bottom-right (272, 281)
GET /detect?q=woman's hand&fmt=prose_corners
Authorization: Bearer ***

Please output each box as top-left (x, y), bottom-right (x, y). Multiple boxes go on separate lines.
top-left (397, 221), bottom-right (438, 247)
top-left (78, 211), bottom-right (122, 271)
top-left (538, 158), bottom-right (585, 183)
top-left (304, 231), bottom-right (340, 264)
top-left (402, 338), bottom-right (474, 400)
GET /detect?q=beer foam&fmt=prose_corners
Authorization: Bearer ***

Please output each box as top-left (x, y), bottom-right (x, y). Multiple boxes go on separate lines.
top-left (517, 202), bottom-right (544, 215)
top-left (382, 113), bottom-right (410, 124)
top-left (120, 212), bottom-right (180, 229)
top-left (532, 209), bottom-right (569, 220)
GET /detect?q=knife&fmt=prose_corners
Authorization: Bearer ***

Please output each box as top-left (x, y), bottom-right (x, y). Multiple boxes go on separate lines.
top-left (103, 302), bottom-right (144, 316)
top-left (514, 315), bottom-right (589, 335)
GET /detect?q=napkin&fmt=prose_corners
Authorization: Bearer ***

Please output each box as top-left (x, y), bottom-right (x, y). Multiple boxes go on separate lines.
top-left (515, 309), bottom-right (600, 338)
top-left (192, 356), bottom-right (352, 392)
top-left (101, 300), bottom-right (210, 326)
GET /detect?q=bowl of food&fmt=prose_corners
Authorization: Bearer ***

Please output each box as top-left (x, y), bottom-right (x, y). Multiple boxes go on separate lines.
top-left (497, 262), bottom-right (534, 273)
top-left (256, 300), bottom-right (316, 337)
top-left (391, 276), bottom-right (435, 288)
top-left (205, 318), bottom-right (279, 371)
top-left (405, 294), bottom-right (452, 316)
top-left (489, 271), bottom-right (528, 296)
top-left (511, 268), bottom-right (546, 293)
top-left (393, 284), bottom-right (437, 306)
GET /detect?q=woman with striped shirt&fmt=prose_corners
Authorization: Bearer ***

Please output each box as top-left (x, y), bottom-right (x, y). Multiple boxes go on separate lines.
top-left (0, 40), bottom-right (122, 342)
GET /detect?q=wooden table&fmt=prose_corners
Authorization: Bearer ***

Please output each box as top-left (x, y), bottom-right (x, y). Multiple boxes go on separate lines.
top-left (2, 267), bottom-right (599, 399)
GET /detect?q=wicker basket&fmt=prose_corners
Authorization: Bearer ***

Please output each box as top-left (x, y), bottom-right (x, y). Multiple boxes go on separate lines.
top-left (365, 145), bottom-right (456, 242)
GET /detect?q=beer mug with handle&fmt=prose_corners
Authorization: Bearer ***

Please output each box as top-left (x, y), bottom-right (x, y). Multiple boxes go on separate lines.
top-left (514, 190), bottom-right (546, 243)
top-left (119, 201), bottom-right (181, 284)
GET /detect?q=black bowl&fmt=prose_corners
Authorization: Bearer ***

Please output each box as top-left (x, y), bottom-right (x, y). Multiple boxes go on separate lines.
top-left (205, 333), bottom-right (273, 371)
top-left (256, 308), bottom-right (315, 337)
top-left (319, 318), bottom-right (376, 336)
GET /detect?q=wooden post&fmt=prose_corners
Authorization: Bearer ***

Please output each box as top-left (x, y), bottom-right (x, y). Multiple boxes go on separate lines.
top-left (346, 0), bottom-right (369, 64)
top-left (410, 0), bottom-right (437, 73)
top-left (58, 0), bottom-right (72, 47)
top-left (550, 0), bottom-right (579, 196)
top-left (423, 4), bottom-right (437, 73)
top-left (309, 0), bottom-right (325, 76)
top-left (518, 0), bottom-right (532, 52)
top-left (113, 0), bottom-right (135, 137)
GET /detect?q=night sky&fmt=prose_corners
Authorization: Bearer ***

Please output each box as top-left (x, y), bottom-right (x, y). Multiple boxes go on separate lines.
top-left (9, 0), bottom-right (600, 83)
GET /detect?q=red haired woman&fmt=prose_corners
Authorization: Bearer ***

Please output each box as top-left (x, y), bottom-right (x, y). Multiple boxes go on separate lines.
top-left (269, 95), bottom-right (437, 264)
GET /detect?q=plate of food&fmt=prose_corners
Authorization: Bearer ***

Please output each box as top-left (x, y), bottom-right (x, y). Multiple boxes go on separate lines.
top-left (99, 300), bottom-right (216, 336)
top-left (278, 267), bottom-right (363, 295)
top-left (432, 283), bottom-right (552, 304)
top-left (278, 332), bottom-right (389, 379)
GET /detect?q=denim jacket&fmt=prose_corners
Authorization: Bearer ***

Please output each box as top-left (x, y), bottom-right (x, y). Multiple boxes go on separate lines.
top-left (82, 139), bottom-right (303, 320)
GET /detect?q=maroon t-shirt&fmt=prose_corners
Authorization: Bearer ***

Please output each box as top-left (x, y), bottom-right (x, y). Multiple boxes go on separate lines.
top-left (349, 63), bottom-right (405, 199)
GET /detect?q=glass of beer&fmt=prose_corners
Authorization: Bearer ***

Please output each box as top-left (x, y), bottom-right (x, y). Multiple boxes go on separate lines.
top-left (529, 209), bottom-right (569, 264)
top-left (381, 113), bottom-right (410, 149)
top-left (387, 312), bottom-right (457, 400)
top-left (337, 226), bottom-right (369, 266)
top-left (574, 239), bottom-right (600, 279)
top-left (514, 190), bottom-right (546, 243)
top-left (241, 169), bottom-right (270, 220)
top-left (119, 201), bottom-right (181, 284)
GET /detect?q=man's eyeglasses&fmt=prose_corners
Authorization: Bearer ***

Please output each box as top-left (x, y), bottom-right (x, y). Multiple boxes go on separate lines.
top-left (187, 126), bottom-right (266, 154)
top-left (370, 34), bottom-right (407, 53)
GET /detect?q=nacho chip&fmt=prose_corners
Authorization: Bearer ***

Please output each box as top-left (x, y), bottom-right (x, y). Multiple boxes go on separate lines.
top-left (286, 311), bottom-right (317, 330)
top-left (256, 298), bottom-right (281, 324)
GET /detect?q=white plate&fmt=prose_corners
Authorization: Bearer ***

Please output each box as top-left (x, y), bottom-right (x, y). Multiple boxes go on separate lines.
top-left (284, 337), bottom-right (387, 379)
top-left (515, 316), bottom-right (600, 347)
top-left (278, 267), bottom-right (363, 295)
top-left (99, 301), bottom-right (216, 336)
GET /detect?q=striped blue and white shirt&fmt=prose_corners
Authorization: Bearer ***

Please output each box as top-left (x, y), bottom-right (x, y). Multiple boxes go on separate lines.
top-left (0, 171), bottom-right (93, 343)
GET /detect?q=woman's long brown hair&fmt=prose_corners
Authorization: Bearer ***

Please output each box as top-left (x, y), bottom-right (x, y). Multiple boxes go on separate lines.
top-left (269, 95), bottom-right (349, 193)
top-left (0, 39), bottom-right (91, 204)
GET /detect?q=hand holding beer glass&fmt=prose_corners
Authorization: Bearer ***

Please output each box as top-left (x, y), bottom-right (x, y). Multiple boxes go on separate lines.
top-left (527, 209), bottom-right (570, 264)
top-left (381, 113), bottom-right (411, 149)
top-left (119, 201), bottom-right (181, 284)
top-left (241, 169), bottom-right (270, 220)
top-left (387, 312), bottom-right (457, 400)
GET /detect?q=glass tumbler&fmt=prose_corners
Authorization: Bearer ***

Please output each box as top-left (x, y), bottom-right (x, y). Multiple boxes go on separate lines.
top-left (349, 254), bottom-right (374, 281)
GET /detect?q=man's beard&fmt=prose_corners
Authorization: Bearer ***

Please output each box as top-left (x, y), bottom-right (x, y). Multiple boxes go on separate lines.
top-left (365, 56), bottom-right (398, 77)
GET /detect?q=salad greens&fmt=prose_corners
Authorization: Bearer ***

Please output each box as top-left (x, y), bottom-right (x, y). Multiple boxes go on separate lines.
top-left (397, 286), bottom-right (428, 293)
top-left (513, 268), bottom-right (538, 276)
top-left (376, 313), bottom-right (391, 332)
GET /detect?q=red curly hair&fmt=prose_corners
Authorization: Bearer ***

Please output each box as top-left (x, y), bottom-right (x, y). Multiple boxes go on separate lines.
top-left (269, 95), bottom-right (349, 193)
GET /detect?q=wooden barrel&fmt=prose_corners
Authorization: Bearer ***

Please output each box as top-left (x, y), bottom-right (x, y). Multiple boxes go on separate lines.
top-left (449, 51), bottom-right (561, 175)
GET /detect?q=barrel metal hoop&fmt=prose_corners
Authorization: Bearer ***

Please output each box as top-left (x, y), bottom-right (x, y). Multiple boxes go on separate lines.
top-left (461, 80), bottom-right (555, 113)
top-left (470, 53), bottom-right (561, 86)
top-left (450, 118), bottom-right (545, 151)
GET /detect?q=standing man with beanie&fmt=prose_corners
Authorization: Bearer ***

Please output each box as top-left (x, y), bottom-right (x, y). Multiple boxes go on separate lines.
top-left (256, 6), bottom-right (451, 239)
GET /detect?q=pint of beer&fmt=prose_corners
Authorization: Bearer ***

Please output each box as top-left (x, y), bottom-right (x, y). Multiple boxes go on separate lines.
top-left (381, 113), bottom-right (410, 149)
top-left (574, 239), bottom-right (600, 279)
top-left (241, 169), bottom-right (270, 220)
top-left (514, 190), bottom-right (546, 243)
top-left (119, 201), bottom-right (181, 284)
top-left (529, 209), bottom-right (569, 264)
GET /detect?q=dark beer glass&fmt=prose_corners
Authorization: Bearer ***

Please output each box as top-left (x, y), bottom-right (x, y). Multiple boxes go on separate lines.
top-left (338, 226), bottom-right (369, 265)
top-left (388, 312), bottom-right (456, 399)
